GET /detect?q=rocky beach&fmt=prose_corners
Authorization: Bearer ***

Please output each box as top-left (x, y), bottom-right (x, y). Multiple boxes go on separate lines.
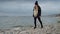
top-left (0, 22), bottom-right (60, 34)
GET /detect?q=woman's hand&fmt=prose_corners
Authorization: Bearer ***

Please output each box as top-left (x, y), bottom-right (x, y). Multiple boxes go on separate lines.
top-left (33, 15), bottom-right (34, 17)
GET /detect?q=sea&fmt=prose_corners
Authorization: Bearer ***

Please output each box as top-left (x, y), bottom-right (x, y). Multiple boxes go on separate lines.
top-left (0, 16), bottom-right (59, 29)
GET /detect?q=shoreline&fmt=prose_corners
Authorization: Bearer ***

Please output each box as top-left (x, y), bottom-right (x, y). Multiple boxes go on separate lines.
top-left (0, 23), bottom-right (60, 34)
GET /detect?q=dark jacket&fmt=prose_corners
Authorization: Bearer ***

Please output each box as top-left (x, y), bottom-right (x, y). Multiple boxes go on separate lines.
top-left (33, 5), bottom-right (41, 17)
top-left (38, 6), bottom-right (41, 16)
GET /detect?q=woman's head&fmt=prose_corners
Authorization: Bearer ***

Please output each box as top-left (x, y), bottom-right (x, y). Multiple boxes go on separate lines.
top-left (35, 1), bottom-right (38, 5)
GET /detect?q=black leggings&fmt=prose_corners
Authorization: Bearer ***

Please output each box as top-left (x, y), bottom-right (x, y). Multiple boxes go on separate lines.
top-left (34, 17), bottom-right (43, 27)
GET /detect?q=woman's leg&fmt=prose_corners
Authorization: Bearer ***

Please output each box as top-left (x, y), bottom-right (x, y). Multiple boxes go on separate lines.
top-left (37, 17), bottom-right (43, 28)
top-left (34, 17), bottom-right (37, 29)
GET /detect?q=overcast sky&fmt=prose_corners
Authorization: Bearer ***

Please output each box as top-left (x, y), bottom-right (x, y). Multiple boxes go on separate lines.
top-left (0, 0), bottom-right (60, 16)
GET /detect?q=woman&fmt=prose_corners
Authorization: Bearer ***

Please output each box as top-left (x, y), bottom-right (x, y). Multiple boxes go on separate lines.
top-left (33, 1), bottom-right (43, 29)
